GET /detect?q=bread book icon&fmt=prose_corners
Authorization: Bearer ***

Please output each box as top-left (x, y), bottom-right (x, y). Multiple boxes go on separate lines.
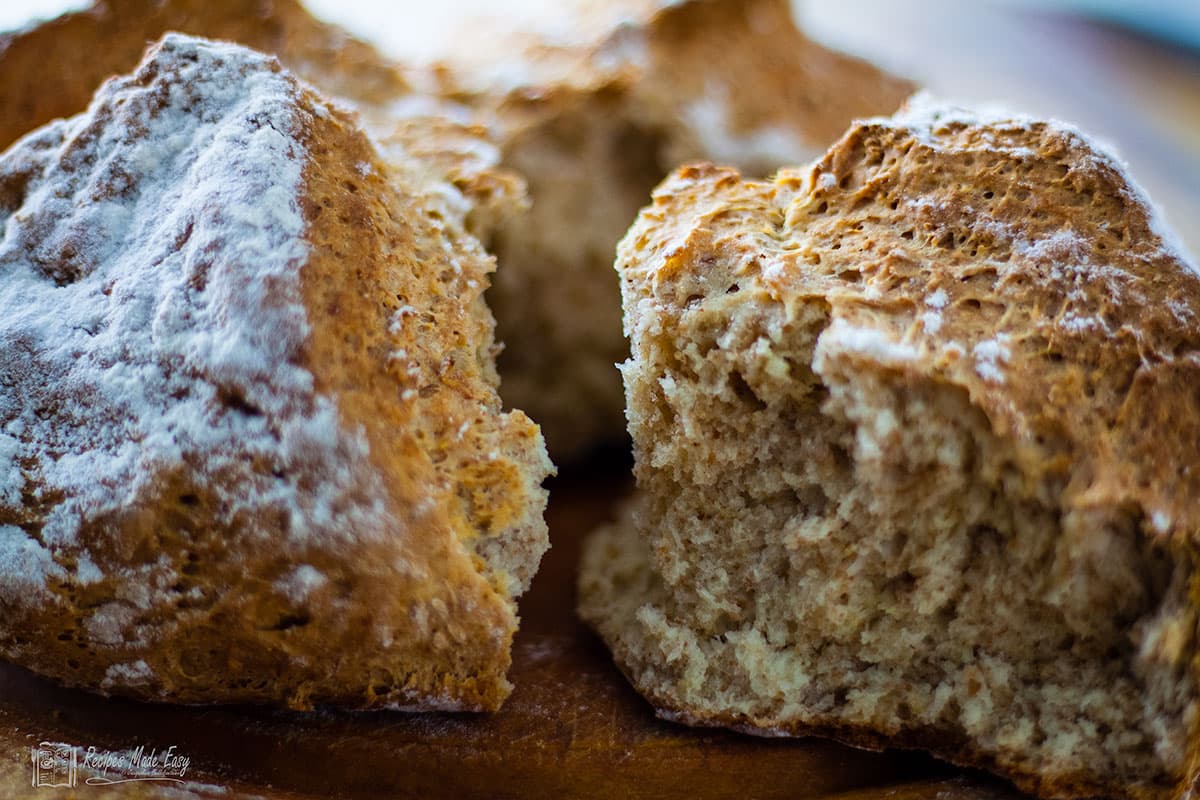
top-left (31, 743), bottom-right (76, 789)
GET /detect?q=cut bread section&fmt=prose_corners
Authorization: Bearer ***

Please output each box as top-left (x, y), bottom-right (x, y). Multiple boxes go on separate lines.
top-left (580, 99), bottom-right (1200, 798)
top-left (0, 34), bottom-right (551, 712)
top-left (440, 0), bottom-right (915, 457)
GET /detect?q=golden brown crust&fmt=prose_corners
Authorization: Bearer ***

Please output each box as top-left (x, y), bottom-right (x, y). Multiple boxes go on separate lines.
top-left (288, 80), bottom-right (551, 710)
top-left (0, 0), bottom-right (410, 151)
top-left (0, 35), bottom-right (551, 712)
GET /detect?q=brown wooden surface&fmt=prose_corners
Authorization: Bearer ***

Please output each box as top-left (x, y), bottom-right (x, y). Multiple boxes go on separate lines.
top-left (0, 457), bottom-right (1027, 800)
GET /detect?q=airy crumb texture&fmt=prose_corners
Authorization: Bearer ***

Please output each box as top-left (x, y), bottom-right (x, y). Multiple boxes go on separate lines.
top-left (439, 0), bottom-right (915, 458)
top-left (0, 34), bottom-right (551, 712)
top-left (580, 100), bottom-right (1200, 799)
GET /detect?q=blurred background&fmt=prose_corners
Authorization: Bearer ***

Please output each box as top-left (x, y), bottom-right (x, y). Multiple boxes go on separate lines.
top-left (2, 0), bottom-right (1196, 257)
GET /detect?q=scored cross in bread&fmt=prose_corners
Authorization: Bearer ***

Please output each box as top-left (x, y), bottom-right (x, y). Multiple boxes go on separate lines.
top-left (439, 0), bottom-right (915, 457)
top-left (580, 97), bottom-right (1200, 799)
top-left (0, 34), bottom-right (552, 712)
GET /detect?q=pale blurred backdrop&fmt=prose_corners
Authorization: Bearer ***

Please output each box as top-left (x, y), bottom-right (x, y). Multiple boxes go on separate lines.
top-left (2, 0), bottom-right (1197, 257)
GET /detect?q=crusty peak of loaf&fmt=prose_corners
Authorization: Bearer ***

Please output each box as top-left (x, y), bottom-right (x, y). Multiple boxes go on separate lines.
top-left (0, 0), bottom-right (528, 254)
top-left (0, 34), bottom-right (551, 712)
top-left (0, 0), bottom-right (409, 152)
top-left (624, 94), bottom-right (1200, 540)
top-left (635, 0), bottom-right (917, 170)
top-left (0, 34), bottom-right (334, 556)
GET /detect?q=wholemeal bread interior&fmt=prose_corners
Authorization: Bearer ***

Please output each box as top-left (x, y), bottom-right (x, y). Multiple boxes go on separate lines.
top-left (581, 98), bottom-right (1200, 799)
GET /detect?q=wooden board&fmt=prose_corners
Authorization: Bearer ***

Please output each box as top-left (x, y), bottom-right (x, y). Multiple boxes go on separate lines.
top-left (0, 458), bottom-right (1027, 800)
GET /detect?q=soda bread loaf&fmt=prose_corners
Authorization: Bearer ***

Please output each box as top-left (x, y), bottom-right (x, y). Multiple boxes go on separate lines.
top-left (0, 34), bottom-right (552, 711)
top-left (579, 98), bottom-right (1200, 798)
top-left (438, 0), bottom-right (914, 457)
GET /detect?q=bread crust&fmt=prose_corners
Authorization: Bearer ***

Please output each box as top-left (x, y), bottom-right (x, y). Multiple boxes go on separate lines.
top-left (0, 0), bottom-right (408, 151)
top-left (622, 101), bottom-right (1200, 546)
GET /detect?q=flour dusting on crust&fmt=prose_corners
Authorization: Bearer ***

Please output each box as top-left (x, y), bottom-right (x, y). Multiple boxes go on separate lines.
top-left (876, 91), bottom-right (1198, 271)
top-left (0, 35), bottom-right (390, 607)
